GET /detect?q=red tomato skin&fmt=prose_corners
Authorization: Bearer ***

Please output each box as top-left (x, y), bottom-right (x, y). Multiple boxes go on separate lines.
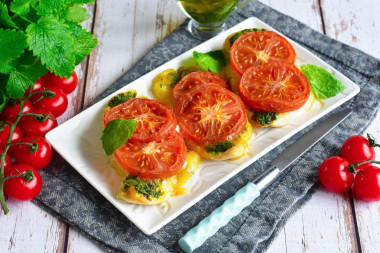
top-left (103, 98), bottom-right (177, 143)
top-left (0, 123), bottom-right (23, 155)
top-left (175, 84), bottom-right (247, 145)
top-left (353, 166), bottom-right (380, 202)
top-left (14, 136), bottom-right (53, 170)
top-left (318, 156), bottom-right (353, 193)
top-left (341, 135), bottom-right (375, 167)
top-left (34, 86), bottom-right (68, 117)
top-left (172, 71), bottom-right (230, 100)
top-left (4, 164), bottom-right (42, 201)
top-left (114, 132), bottom-right (187, 179)
top-left (0, 100), bottom-right (33, 123)
top-left (42, 71), bottom-right (78, 94)
top-left (239, 61), bottom-right (310, 113)
top-left (24, 78), bottom-right (44, 103)
top-left (0, 149), bottom-right (12, 173)
top-left (19, 109), bottom-right (58, 137)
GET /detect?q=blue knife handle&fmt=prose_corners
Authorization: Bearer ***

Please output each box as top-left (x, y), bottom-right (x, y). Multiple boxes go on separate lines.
top-left (178, 182), bottom-right (260, 253)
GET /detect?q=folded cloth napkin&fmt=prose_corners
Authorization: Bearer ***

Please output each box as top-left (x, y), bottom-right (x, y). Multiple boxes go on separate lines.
top-left (34, 0), bottom-right (380, 252)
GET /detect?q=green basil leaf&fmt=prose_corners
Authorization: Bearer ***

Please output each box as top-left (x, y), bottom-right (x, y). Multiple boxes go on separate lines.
top-left (101, 119), bottom-right (137, 156)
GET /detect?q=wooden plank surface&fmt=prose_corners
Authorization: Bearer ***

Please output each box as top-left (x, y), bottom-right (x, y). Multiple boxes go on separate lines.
top-left (1, 1), bottom-right (379, 252)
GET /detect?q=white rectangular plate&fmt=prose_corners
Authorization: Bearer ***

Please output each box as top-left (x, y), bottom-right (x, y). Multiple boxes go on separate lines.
top-left (46, 17), bottom-right (360, 235)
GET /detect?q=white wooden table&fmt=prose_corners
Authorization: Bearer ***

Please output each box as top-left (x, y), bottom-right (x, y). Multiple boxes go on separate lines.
top-left (1, 0), bottom-right (379, 252)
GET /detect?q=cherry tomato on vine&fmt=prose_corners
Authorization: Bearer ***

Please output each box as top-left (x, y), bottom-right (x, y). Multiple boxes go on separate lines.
top-left (14, 136), bottom-right (52, 170)
top-left (318, 156), bottom-right (353, 193)
top-left (33, 86), bottom-right (68, 117)
top-left (24, 77), bottom-right (44, 103)
top-left (341, 135), bottom-right (378, 167)
top-left (353, 165), bottom-right (380, 202)
top-left (0, 149), bottom-right (12, 173)
top-left (4, 164), bottom-right (42, 201)
top-left (0, 122), bottom-right (23, 155)
top-left (18, 109), bottom-right (57, 137)
top-left (0, 99), bottom-right (33, 123)
top-left (42, 71), bottom-right (78, 95)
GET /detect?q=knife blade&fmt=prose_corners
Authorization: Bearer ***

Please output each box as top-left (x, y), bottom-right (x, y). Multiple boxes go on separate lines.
top-left (178, 108), bottom-right (352, 253)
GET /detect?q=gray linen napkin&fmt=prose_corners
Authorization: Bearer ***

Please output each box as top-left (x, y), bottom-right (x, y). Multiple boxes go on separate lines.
top-left (33, 0), bottom-right (380, 252)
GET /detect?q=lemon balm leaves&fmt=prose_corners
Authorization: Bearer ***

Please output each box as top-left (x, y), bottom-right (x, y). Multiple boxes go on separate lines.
top-left (0, 3), bottom-right (18, 29)
top-left (10, 0), bottom-right (36, 16)
top-left (26, 15), bottom-right (75, 78)
top-left (101, 119), bottom-right (137, 156)
top-left (67, 22), bottom-right (97, 65)
top-left (301, 64), bottom-right (346, 99)
top-left (0, 29), bottom-right (27, 64)
top-left (34, 0), bottom-right (70, 15)
top-left (7, 60), bottom-right (47, 98)
top-left (61, 4), bottom-right (91, 23)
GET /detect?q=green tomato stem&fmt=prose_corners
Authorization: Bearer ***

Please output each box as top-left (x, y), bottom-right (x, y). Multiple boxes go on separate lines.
top-left (0, 83), bottom-right (35, 214)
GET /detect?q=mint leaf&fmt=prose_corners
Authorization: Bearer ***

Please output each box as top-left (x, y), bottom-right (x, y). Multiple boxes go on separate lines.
top-left (193, 50), bottom-right (226, 73)
top-left (0, 59), bottom-right (17, 73)
top-left (0, 4), bottom-right (18, 29)
top-left (301, 64), bottom-right (346, 99)
top-left (0, 29), bottom-right (27, 63)
top-left (35, 0), bottom-right (70, 15)
top-left (7, 60), bottom-right (47, 98)
top-left (67, 22), bottom-right (97, 65)
top-left (229, 28), bottom-right (265, 45)
top-left (26, 15), bottom-right (75, 78)
top-left (62, 4), bottom-right (91, 23)
top-left (0, 74), bottom-right (9, 112)
top-left (10, 0), bottom-right (36, 15)
top-left (101, 119), bottom-right (137, 156)
top-left (70, 0), bottom-right (95, 4)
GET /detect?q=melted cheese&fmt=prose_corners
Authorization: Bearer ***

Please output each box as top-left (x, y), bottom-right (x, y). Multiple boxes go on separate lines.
top-left (112, 151), bottom-right (201, 205)
top-left (184, 121), bottom-right (253, 160)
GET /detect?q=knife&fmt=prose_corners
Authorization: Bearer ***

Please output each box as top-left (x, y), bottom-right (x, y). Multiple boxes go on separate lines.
top-left (178, 108), bottom-right (352, 253)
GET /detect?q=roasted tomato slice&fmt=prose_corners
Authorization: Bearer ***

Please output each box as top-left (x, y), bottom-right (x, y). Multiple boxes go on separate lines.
top-left (114, 132), bottom-right (187, 179)
top-left (230, 30), bottom-right (296, 75)
top-left (103, 98), bottom-right (176, 142)
top-left (239, 61), bottom-right (310, 113)
top-left (175, 84), bottom-right (247, 145)
top-left (172, 71), bottom-right (230, 100)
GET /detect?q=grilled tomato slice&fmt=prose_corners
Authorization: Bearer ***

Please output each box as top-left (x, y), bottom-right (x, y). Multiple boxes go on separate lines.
top-left (172, 71), bottom-right (230, 100)
top-left (230, 30), bottom-right (296, 75)
top-left (103, 98), bottom-right (176, 142)
top-left (239, 61), bottom-right (310, 113)
top-left (175, 84), bottom-right (247, 145)
top-left (113, 132), bottom-right (187, 179)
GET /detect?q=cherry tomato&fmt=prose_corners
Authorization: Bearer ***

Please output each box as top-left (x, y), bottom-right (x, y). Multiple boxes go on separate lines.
top-left (0, 99), bottom-right (34, 123)
top-left (353, 166), bottom-right (380, 202)
top-left (172, 71), bottom-right (230, 100)
top-left (230, 30), bottom-right (296, 75)
top-left (103, 98), bottom-right (176, 142)
top-left (239, 61), bottom-right (310, 113)
top-left (4, 164), bottom-right (42, 201)
top-left (341, 135), bottom-right (376, 167)
top-left (175, 84), bottom-right (247, 145)
top-left (114, 132), bottom-right (187, 179)
top-left (18, 109), bottom-right (57, 137)
top-left (14, 136), bottom-right (52, 170)
top-left (318, 156), bottom-right (353, 193)
top-left (34, 86), bottom-right (68, 117)
top-left (24, 77), bottom-right (44, 103)
top-left (42, 71), bottom-right (78, 94)
top-left (0, 122), bottom-right (23, 155)
top-left (0, 149), bottom-right (12, 173)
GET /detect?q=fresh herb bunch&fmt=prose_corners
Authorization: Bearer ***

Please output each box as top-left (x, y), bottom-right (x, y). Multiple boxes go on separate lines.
top-left (0, 0), bottom-right (97, 112)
